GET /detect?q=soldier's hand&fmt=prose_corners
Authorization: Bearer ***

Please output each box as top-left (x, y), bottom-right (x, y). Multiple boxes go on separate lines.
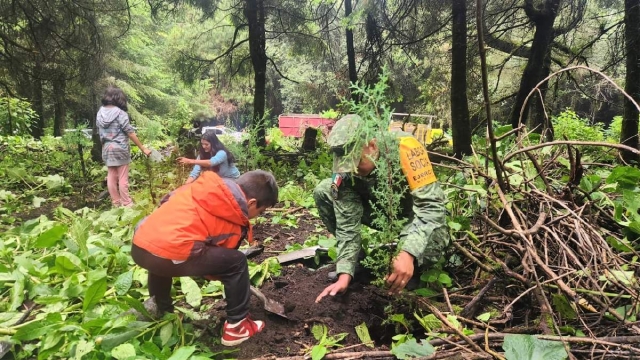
top-left (315, 274), bottom-right (351, 303)
top-left (385, 251), bottom-right (414, 295)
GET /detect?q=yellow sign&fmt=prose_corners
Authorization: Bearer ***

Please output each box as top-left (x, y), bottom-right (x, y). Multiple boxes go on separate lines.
top-left (399, 136), bottom-right (437, 190)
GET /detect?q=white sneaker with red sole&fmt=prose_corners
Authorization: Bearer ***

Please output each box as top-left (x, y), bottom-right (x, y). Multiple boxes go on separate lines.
top-left (221, 316), bottom-right (265, 346)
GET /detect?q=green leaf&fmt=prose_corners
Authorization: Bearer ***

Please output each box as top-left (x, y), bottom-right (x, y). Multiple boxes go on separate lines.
top-left (391, 338), bottom-right (435, 359)
top-left (437, 273), bottom-right (452, 287)
top-left (111, 343), bottom-right (136, 359)
top-left (13, 320), bottom-right (60, 341)
top-left (73, 339), bottom-right (95, 360)
top-left (99, 330), bottom-right (140, 352)
top-left (552, 294), bottom-right (577, 320)
top-left (69, 218), bottom-right (91, 257)
top-left (312, 324), bottom-right (327, 341)
top-left (311, 345), bottom-right (327, 360)
top-left (114, 271), bottom-right (133, 296)
top-left (606, 166), bottom-right (640, 190)
top-left (328, 247), bottom-right (338, 261)
top-left (606, 236), bottom-right (634, 252)
top-left (476, 312), bottom-right (491, 322)
top-left (139, 342), bottom-right (163, 358)
top-left (160, 322), bottom-right (174, 347)
top-left (83, 277), bottom-right (107, 311)
top-left (55, 252), bottom-right (83, 276)
top-left (414, 288), bottom-right (439, 297)
top-left (414, 313), bottom-right (442, 332)
top-left (32, 196), bottom-right (46, 208)
top-left (355, 322), bottom-right (373, 347)
top-left (41, 331), bottom-right (62, 351)
top-left (503, 334), bottom-right (568, 360)
top-left (9, 271), bottom-right (25, 311)
top-left (167, 345), bottom-right (196, 360)
top-left (180, 277), bottom-right (202, 308)
top-left (35, 224), bottom-right (67, 248)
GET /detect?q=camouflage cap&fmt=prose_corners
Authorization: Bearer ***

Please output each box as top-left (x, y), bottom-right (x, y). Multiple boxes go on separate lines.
top-left (328, 114), bottom-right (363, 174)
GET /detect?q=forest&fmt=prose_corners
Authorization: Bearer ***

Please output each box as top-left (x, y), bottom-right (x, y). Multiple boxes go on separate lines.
top-left (2, 0), bottom-right (640, 359)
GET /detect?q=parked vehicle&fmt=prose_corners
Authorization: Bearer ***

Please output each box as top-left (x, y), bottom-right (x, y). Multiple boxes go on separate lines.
top-left (201, 125), bottom-right (244, 142)
top-left (63, 128), bottom-right (93, 139)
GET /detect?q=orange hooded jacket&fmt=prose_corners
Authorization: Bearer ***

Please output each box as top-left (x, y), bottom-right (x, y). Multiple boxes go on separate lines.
top-left (133, 171), bottom-right (253, 261)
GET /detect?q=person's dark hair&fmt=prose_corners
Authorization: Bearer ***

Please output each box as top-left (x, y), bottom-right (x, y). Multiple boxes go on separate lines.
top-left (101, 86), bottom-right (128, 111)
top-left (236, 170), bottom-right (279, 208)
top-left (200, 130), bottom-right (236, 164)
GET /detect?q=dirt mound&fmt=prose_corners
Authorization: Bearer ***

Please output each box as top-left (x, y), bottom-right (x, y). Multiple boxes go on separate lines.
top-left (209, 266), bottom-right (396, 359)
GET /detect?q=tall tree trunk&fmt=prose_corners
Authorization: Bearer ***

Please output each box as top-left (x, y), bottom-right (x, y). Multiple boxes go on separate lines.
top-left (245, 0), bottom-right (267, 147)
top-left (345, 0), bottom-right (358, 102)
top-left (529, 49), bottom-right (554, 140)
top-left (30, 59), bottom-right (45, 139)
top-left (622, 0), bottom-right (640, 163)
top-left (53, 75), bottom-right (66, 137)
top-left (508, 0), bottom-right (560, 130)
top-left (451, 0), bottom-right (471, 158)
top-left (90, 86), bottom-right (103, 162)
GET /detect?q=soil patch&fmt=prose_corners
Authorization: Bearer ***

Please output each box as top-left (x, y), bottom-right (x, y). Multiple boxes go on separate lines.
top-left (202, 209), bottom-right (415, 359)
top-left (209, 266), bottom-right (397, 359)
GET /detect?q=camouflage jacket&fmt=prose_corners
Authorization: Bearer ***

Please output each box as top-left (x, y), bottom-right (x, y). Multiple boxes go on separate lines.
top-left (322, 135), bottom-right (449, 276)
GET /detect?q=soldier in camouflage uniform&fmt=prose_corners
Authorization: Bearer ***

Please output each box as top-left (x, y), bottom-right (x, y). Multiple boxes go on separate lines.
top-left (314, 114), bottom-right (449, 303)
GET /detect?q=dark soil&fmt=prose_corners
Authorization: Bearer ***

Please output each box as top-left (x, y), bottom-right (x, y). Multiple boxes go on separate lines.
top-left (208, 266), bottom-right (398, 359)
top-left (203, 209), bottom-right (405, 359)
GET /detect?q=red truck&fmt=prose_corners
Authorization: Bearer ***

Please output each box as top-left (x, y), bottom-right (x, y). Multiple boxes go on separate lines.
top-left (278, 114), bottom-right (336, 138)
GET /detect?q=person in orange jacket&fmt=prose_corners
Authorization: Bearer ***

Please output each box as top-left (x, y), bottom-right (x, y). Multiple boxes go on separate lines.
top-left (132, 170), bottom-right (279, 346)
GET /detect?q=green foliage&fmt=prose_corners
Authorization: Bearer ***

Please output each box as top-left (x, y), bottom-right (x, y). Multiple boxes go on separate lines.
top-left (502, 334), bottom-right (568, 360)
top-left (420, 267), bottom-right (453, 288)
top-left (391, 338), bottom-right (435, 359)
top-left (552, 109), bottom-right (604, 141)
top-left (605, 116), bottom-right (623, 142)
top-left (338, 67), bottom-right (410, 285)
top-left (355, 322), bottom-right (374, 347)
top-left (0, 98), bottom-right (37, 136)
top-left (309, 324), bottom-right (348, 360)
top-left (102, 3), bottom-right (210, 140)
top-left (279, 181), bottom-right (316, 208)
top-left (248, 257), bottom-right (282, 287)
top-left (0, 205), bottom-right (235, 359)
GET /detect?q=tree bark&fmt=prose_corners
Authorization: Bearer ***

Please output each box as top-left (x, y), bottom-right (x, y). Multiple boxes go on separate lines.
top-left (529, 50), bottom-right (554, 140)
top-left (622, 0), bottom-right (640, 162)
top-left (53, 75), bottom-right (66, 137)
top-left (245, 0), bottom-right (267, 147)
top-left (451, 0), bottom-right (471, 158)
top-left (30, 59), bottom-right (45, 139)
top-left (345, 0), bottom-right (358, 102)
top-left (509, 0), bottom-right (560, 130)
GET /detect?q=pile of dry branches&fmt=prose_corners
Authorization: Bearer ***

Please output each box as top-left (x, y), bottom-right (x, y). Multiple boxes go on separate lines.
top-left (428, 138), bottom-right (640, 359)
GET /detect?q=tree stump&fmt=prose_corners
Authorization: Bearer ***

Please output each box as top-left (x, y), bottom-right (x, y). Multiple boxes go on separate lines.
top-left (301, 127), bottom-right (318, 152)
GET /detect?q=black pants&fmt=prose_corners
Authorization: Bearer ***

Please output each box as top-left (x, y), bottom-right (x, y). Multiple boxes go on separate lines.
top-left (131, 244), bottom-right (250, 322)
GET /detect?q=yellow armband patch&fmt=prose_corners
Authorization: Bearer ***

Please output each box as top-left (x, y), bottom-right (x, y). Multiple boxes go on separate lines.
top-left (399, 136), bottom-right (437, 190)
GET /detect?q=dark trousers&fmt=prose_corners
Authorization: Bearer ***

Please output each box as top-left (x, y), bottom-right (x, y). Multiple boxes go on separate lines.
top-left (131, 244), bottom-right (250, 322)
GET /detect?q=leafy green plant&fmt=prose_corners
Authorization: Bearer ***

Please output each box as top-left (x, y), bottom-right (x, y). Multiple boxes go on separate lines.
top-left (0, 97), bottom-right (37, 136)
top-left (354, 322), bottom-right (374, 348)
top-left (309, 324), bottom-right (348, 360)
top-left (279, 181), bottom-right (316, 208)
top-left (0, 206), bottom-right (230, 359)
top-left (502, 334), bottom-right (568, 360)
top-left (552, 109), bottom-right (604, 142)
top-left (336, 67), bottom-right (411, 286)
top-left (391, 338), bottom-right (435, 359)
top-left (248, 257), bottom-right (282, 287)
